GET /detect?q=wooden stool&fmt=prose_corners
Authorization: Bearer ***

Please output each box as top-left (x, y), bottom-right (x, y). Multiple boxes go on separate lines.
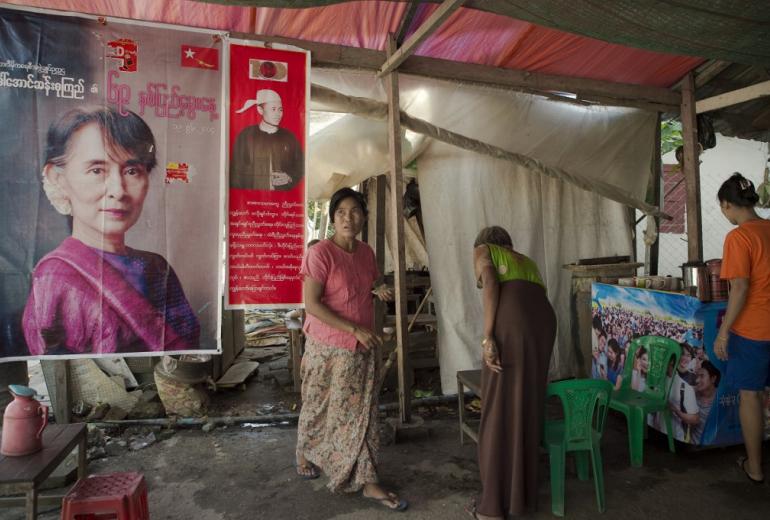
top-left (456, 369), bottom-right (482, 445)
top-left (60, 472), bottom-right (148, 520)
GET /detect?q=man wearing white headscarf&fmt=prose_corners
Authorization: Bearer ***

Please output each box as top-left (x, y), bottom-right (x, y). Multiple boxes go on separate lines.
top-left (230, 89), bottom-right (303, 190)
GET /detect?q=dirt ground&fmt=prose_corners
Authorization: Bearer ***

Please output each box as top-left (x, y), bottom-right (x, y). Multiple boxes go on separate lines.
top-left (8, 361), bottom-right (770, 519)
top-left (6, 406), bottom-right (770, 520)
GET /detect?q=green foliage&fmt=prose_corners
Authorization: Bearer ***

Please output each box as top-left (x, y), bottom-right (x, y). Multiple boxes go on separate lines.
top-left (661, 119), bottom-right (682, 157)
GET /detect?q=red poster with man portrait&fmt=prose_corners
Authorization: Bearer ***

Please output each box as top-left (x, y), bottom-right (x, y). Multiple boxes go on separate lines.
top-left (227, 42), bottom-right (309, 308)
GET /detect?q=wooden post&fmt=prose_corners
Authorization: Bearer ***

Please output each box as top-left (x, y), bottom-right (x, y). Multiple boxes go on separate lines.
top-left (318, 200), bottom-right (330, 240)
top-left (52, 360), bottom-right (70, 424)
top-left (368, 175), bottom-right (387, 337)
top-left (290, 329), bottom-right (302, 393)
top-left (681, 73), bottom-right (703, 261)
top-left (649, 113), bottom-right (662, 275)
top-left (385, 35), bottom-right (411, 424)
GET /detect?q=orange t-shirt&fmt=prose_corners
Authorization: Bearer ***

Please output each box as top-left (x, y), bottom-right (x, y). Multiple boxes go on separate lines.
top-left (720, 219), bottom-right (770, 341)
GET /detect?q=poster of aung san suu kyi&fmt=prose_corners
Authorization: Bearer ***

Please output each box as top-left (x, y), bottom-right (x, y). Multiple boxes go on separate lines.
top-left (0, 6), bottom-right (225, 361)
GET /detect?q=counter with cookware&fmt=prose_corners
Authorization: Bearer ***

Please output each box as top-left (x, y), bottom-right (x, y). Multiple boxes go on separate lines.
top-left (590, 281), bottom-right (770, 447)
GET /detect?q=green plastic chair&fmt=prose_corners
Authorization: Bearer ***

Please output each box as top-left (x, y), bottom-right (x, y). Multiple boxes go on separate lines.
top-left (609, 335), bottom-right (681, 467)
top-left (542, 378), bottom-right (613, 517)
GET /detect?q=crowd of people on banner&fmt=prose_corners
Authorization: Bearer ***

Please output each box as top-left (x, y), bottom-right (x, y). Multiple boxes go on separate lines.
top-left (590, 304), bottom-right (720, 445)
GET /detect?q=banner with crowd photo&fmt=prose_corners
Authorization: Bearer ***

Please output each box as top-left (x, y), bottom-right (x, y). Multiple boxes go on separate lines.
top-left (0, 6), bottom-right (225, 361)
top-left (591, 283), bottom-right (770, 447)
top-left (227, 41), bottom-right (309, 309)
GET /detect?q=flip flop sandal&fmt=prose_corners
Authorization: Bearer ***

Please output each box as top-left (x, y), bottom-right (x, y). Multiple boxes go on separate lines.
top-left (295, 462), bottom-right (320, 480)
top-left (737, 456), bottom-right (765, 485)
top-left (364, 492), bottom-right (408, 512)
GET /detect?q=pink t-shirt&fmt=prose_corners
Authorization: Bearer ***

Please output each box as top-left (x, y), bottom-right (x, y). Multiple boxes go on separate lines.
top-left (300, 239), bottom-right (379, 350)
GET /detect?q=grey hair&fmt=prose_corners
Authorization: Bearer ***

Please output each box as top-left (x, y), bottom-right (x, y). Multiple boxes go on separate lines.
top-left (473, 226), bottom-right (513, 249)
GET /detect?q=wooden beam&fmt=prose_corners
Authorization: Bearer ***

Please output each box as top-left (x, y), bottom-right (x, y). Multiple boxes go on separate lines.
top-left (232, 32), bottom-right (679, 110)
top-left (395, 0), bottom-right (421, 46)
top-left (318, 200), bottom-right (329, 239)
top-left (672, 59), bottom-right (731, 91)
top-left (385, 35), bottom-right (412, 424)
top-left (693, 60), bottom-right (732, 89)
top-left (696, 80), bottom-right (770, 114)
top-left (648, 113), bottom-right (662, 275)
top-left (367, 175), bottom-right (387, 339)
top-left (378, 0), bottom-right (465, 78)
top-left (400, 57), bottom-right (680, 109)
top-left (681, 73), bottom-right (703, 261)
top-left (52, 360), bottom-right (70, 424)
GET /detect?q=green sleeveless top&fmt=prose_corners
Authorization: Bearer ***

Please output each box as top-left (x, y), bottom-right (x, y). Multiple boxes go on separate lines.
top-left (486, 243), bottom-right (544, 287)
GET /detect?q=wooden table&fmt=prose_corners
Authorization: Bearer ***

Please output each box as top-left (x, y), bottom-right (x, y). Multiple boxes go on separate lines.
top-left (456, 369), bottom-right (482, 445)
top-left (0, 423), bottom-right (87, 520)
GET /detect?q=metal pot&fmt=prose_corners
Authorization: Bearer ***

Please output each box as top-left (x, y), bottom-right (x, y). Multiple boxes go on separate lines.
top-left (681, 261), bottom-right (711, 301)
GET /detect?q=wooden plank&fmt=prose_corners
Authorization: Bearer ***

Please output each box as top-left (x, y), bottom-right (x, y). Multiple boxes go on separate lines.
top-left (681, 73), bottom-right (703, 261)
top-left (693, 60), bottom-right (732, 89)
top-left (385, 313), bottom-right (438, 328)
top-left (25, 487), bottom-right (36, 520)
top-left (648, 112), bottom-right (662, 275)
top-left (378, 0), bottom-right (465, 78)
top-left (214, 361), bottom-right (260, 388)
top-left (385, 35), bottom-right (411, 424)
top-left (231, 32), bottom-right (679, 109)
top-left (395, 0), bottom-right (421, 46)
top-left (672, 59), bottom-right (731, 91)
top-left (318, 200), bottom-right (330, 240)
top-left (696, 79), bottom-right (770, 114)
top-left (457, 369), bottom-right (482, 395)
top-left (52, 360), bottom-right (70, 425)
top-left (0, 494), bottom-right (64, 508)
top-left (289, 330), bottom-right (302, 393)
top-left (368, 175), bottom-right (387, 337)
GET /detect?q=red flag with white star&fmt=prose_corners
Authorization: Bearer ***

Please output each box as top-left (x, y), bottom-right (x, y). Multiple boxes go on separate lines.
top-left (181, 45), bottom-right (219, 70)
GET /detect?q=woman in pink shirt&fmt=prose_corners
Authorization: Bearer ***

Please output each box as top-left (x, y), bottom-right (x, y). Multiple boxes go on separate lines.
top-left (295, 188), bottom-right (407, 511)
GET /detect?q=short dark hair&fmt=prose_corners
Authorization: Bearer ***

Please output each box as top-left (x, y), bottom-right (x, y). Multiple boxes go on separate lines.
top-left (329, 187), bottom-right (367, 223)
top-left (473, 226), bottom-right (513, 249)
top-left (44, 106), bottom-right (157, 171)
top-left (717, 173), bottom-right (759, 208)
top-left (307, 239), bottom-right (321, 248)
top-left (700, 359), bottom-right (721, 388)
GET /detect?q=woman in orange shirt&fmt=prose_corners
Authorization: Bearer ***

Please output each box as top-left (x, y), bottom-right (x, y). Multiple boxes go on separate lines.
top-left (714, 173), bottom-right (770, 484)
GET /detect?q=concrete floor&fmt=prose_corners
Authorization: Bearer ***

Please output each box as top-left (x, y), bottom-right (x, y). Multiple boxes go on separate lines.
top-left (6, 407), bottom-right (770, 520)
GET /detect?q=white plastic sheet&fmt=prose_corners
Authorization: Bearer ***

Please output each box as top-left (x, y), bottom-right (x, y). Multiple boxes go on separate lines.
top-left (308, 70), bottom-right (654, 392)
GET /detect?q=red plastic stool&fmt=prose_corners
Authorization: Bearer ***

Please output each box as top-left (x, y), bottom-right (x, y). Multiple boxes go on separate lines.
top-left (61, 472), bottom-right (149, 520)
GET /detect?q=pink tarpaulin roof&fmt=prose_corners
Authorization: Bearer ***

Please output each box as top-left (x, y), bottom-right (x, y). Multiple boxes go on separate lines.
top-left (4, 0), bottom-right (703, 88)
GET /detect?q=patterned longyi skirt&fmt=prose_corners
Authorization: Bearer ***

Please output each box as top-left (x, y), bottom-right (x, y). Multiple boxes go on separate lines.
top-left (295, 336), bottom-right (380, 493)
